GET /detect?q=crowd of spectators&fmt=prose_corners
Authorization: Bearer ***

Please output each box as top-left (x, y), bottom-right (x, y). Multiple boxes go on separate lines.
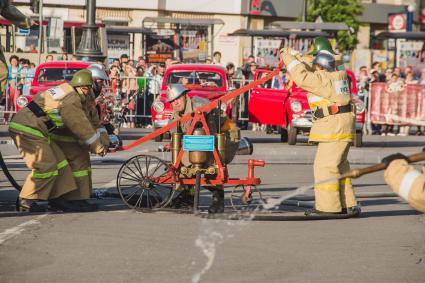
top-left (4, 50), bottom-right (424, 136)
top-left (356, 62), bottom-right (425, 136)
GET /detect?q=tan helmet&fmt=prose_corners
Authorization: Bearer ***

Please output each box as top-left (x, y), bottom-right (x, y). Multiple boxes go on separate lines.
top-left (70, 69), bottom-right (93, 87)
top-left (166, 84), bottom-right (189, 102)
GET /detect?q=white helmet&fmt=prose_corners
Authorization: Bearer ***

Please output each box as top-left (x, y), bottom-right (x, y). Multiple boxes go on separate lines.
top-left (166, 84), bottom-right (189, 102)
top-left (88, 64), bottom-right (110, 81)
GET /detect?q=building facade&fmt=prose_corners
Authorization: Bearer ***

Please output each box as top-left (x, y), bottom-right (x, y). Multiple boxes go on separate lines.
top-left (5, 0), bottom-right (424, 68)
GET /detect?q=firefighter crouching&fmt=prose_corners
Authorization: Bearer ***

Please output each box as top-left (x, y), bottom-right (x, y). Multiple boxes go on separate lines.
top-left (47, 68), bottom-right (112, 212)
top-left (9, 69), bottom-right (108, 212)
top-left (382, 149), bottom-right (425, 213)
top-left (280, 48), bottom-right (360, 216)
top-left (166, 84), bottom-right (240, 213)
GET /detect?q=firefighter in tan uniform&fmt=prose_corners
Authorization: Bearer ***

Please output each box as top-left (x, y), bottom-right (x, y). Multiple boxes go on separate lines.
top-left (382, 150), bottom-right (425, 213)
top-left (167, 84), bottom-right (240, 213)
top-left (0, 0), bottom-right (33, 102)
top-left (48, 67), bottom-right (111, 208)
top-left (280, 49), bottom-right (359, 216)
top-left (9, 70), bottom-right (107, 212)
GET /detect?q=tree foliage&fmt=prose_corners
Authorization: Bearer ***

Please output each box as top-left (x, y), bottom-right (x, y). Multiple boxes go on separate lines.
top-left (307, 0), bottom-right (364, 52)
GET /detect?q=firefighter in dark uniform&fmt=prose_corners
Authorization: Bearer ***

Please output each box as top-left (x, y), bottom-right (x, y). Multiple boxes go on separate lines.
top-left (167, 84), bottom-right (240, 213)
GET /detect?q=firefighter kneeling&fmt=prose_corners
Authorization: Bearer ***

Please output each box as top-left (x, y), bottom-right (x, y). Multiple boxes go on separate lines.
top-left (9, 70), bottom-right (108, 212)
top-left (280, 48), bottom-right (360, 216)
top-left (166, 84), bottom-right (240, 213)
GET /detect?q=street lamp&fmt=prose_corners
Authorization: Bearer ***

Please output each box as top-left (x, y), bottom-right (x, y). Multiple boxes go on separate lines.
top-left (406, 4), bottom-right (416, 32)
top-left (75, 0), bottom-right (105, 62)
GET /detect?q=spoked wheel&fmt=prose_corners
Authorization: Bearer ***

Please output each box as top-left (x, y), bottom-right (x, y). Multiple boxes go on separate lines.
top-left (117, 155), bottom-right (176, 212)
top-left (230, 185), bottom-right (264, 211)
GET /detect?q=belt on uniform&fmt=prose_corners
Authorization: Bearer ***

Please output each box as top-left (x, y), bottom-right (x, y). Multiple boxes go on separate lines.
top-left (26, 101), bottom-right (56, 132)
top-left (313, 104), bottom-right (352, 119)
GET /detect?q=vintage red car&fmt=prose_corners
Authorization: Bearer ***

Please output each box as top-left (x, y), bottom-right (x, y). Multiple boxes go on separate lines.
top-left (248, 68), bottom-right (365, 147)
top-left (151, 64), bottom-right (229, 142)
top-left (16, 61), bottom-right (92, 111)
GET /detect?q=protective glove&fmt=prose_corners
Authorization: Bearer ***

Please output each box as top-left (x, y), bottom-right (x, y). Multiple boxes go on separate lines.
top-left (381, 153), bottom-right (409, 168)
top-left (280, 47), bottom-right (292, 55)
top-left (158, 143), bottom-right (171, 152)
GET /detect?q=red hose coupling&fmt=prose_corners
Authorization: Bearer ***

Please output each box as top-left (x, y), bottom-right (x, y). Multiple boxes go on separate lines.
top-left (248, 159), bottom-right (265, 179)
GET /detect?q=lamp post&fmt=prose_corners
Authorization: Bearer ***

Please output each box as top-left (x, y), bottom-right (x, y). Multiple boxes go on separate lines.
top-left (75, 0), bottom-right (105, 62)
top-left (406, 4), bottom-right (416, 32)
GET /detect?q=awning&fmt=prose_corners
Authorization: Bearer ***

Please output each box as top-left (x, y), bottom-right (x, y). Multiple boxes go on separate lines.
top-left (270, 21), bottom-right (349, 31)
top-left (228, 29), bottom-right (330, 38)
top-left (106, 26), bottom-right (154, 34)
top-left (142, 17), bottom-right (224, 27)
top-left (375, 31), bottom-right (425, 40)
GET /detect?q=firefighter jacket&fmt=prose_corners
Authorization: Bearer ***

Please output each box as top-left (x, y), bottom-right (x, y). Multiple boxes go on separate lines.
top-left (281, 51), bottom-right (354, 142)
top-left (9, 83), bottom-right (105, 154)
top-left (48, 89), bottom-right (110, 147)
top-left (384, 159), bottom-right (425, 213)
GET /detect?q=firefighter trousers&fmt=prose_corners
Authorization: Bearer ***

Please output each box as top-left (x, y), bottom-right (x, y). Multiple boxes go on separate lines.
top-left (53, 139), bottom-right (92, 200)
top-left (313, 141), bottom-right (357, 213)
top-left (9, 131), bottom-right (77, 200)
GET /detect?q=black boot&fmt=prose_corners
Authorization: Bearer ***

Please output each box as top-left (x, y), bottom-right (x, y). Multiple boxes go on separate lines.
top-left (341, 205), bottom-right (361, 217)
top-left (208, 189), bottom-right (224, 214)
top-left (70, 200), bottom-right (99, 212)
top-left (170, 190), bottom-right (194, 209)
top-left (18, 198), bottom-right (48, 212)
top-left (48, 198), bottom-right (83, 212)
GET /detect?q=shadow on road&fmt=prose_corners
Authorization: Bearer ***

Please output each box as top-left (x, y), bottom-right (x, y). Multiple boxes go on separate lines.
top-left (363, 141), bottom-right (425, 148)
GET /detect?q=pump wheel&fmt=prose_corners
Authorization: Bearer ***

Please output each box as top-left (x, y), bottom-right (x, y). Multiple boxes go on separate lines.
top-left (117, 155), bottom-right (176, 211)
top-left (230, 185), bottom-right (264, 211)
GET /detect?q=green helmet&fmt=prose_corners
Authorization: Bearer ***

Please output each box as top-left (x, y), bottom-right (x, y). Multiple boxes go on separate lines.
top-left (308, 37), bottom-right (336, 55)
top-left (70, 69), bottom-right (93, 87)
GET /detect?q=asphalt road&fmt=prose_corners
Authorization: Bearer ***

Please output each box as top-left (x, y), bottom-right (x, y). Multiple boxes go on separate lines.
top-left (1, 127), bottom-right (424, 283)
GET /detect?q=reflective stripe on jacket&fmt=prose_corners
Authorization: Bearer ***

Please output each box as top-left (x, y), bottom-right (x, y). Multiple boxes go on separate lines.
top-left (384, 159), bottom-right (425, 213)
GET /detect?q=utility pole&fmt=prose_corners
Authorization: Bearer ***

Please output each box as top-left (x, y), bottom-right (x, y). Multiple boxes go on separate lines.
top-left (75, 0), bottom-right (105, 62)
top-left (37, 0), bottom-right (43, 65)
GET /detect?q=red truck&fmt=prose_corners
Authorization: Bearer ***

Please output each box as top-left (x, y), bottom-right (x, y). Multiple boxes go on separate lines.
top-left (16, 61), bottom-right (92, 111)
top-left (151, 64), bottom-right (229, 142)
top-left (248, 68), bottom-right (365, 147)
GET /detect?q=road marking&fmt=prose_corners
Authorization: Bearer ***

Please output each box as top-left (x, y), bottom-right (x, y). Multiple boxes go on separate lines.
top-left (0, 215), bottom-right (47, 245)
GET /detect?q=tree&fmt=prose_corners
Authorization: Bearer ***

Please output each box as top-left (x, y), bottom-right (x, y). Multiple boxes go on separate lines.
top-left (307, 0), bottom-right (364, 52)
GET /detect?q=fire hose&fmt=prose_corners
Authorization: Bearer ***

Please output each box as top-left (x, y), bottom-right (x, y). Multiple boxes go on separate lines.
top-left (0, 151), bottom-right (22, 191)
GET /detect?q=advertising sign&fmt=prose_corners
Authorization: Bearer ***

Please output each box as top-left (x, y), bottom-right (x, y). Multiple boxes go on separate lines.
top-left (388, 13), bottom-right (407, 32)
top-left (370, 83), bottom-right (425, 126)
top-left (145, 30), bottom-right (175, 63)
top-left (396, 39), bottom-right (425, 74)
top-left (254, 38), bottom-right (281, 67)
top-left (107, 34), bottom-right (130, 59)
top-left (180, 30), bottom-right (208, 62)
